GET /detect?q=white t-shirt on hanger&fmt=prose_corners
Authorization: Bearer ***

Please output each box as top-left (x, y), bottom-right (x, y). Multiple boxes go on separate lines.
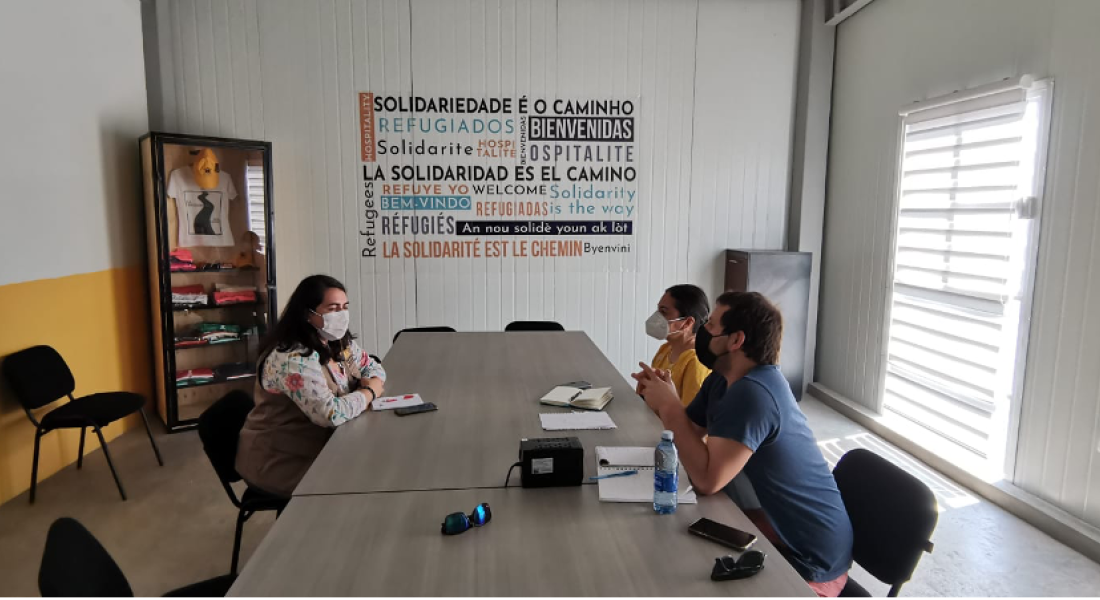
top-left (167, 167), bottom-right (238, 247)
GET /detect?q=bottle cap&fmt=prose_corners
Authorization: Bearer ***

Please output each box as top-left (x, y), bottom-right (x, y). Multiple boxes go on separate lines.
top-left (661, 430), bottom-right (674, 442)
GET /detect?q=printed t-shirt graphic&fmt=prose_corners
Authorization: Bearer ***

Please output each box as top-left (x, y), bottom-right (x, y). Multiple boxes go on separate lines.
top-left (167, 167), bottom-right (238, 247)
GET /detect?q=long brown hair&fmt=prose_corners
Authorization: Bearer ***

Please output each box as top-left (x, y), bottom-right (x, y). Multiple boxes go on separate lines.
top-left (258, 275), bottom-right (354, 372)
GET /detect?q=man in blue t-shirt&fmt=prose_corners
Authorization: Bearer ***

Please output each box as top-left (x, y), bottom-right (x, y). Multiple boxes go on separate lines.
top-left (633, 291), bottom-right (853, 596)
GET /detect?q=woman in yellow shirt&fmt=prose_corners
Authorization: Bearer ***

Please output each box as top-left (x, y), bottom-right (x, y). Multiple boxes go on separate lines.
top-left (643, 284), bottom-right (711, 406)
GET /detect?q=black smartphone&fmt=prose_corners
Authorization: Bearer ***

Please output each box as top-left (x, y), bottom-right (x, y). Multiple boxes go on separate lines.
top-left (394, 402), bottom-right (438, 416)
top-left (688, 517), bottom-right (758, 551)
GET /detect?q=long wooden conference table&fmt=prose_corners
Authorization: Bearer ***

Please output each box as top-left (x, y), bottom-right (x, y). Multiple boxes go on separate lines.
top-left (229, 332), bottom-right (814, 596)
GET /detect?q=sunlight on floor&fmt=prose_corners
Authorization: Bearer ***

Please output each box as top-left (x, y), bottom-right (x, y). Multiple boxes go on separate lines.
top-left (819, 432), bottom-right (980, 511)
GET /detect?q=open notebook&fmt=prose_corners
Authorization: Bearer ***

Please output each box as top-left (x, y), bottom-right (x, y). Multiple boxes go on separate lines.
top-left (594, 446), bottom-right (697, 504)
top-left (540, 386), bottom-right (614, 411)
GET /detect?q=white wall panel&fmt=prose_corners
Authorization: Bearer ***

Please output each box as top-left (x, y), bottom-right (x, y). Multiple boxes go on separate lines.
top-left (818, 0), bottom-right (1100, 527)
top-left (146, 0), bottom-right (799, 377)
top-left (0, 0), bottom-right (149, 285)
top-left (689, 0), bottom-right (798, 295)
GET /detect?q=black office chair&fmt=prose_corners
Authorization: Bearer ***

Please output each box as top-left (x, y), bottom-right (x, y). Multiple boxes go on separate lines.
top-left (392, 326), bottom-right (456, 343)
top-left (40, 517), bottom-right (236, 597)
top-left (1, 345), bottom-right (163, 503)
top-left (833, 448), bottom-right (938, 597)
top-left (504, 320), bottom-right (564, 331)
top-left (197, 390), bottom-right (289, 574)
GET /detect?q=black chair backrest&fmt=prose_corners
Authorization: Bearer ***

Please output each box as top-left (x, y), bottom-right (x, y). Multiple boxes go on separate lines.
top-left (40, 517), bottom-right (133, 597)
top-left (198, 390), bottom-right (255, 486)
top-left (505, 321), bottom-right (564, 332)
top-left (393, 326), bottom-right (456, 343)
top-left (2, 345), bottom-right (76, 410)
top-left (833, 449), bottom-right (938, 590)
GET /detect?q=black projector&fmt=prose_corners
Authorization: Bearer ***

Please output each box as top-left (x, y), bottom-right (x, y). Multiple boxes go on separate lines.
top-left (519, 437), bottom-right (584, 488)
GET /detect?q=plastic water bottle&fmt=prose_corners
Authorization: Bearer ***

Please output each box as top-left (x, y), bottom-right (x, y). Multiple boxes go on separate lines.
top-left (654, 430), bottom-right (678, 514)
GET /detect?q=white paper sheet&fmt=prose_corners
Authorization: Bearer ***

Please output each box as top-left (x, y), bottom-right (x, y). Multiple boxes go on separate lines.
top-left (539, 411), bottom-right (617, 431)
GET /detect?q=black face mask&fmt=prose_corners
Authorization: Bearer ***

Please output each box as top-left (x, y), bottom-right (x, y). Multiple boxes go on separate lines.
top-left (695, 326), bottom-right (720, 369)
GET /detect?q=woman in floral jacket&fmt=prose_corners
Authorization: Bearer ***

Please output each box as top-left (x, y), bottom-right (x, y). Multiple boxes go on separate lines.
top-left (236, 274), bottom-right (386, 497)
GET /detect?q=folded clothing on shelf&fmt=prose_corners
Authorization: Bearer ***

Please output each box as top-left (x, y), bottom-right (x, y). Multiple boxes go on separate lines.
top-left (203, 332), bottom-right (240, 344)
top-left (174, 323), bottom-right (245, 347)
top-left (173, 336), bottom-right (206, 348)
top-left (197, 323), bottom-right (241, 334)
top-left (170, 248), bottom-right (194, 262)
top-left (171, 284), bottom-right (208, 307)
top-left (170, 262), bottom-right (197, 272)
top-left (213, 290), bottom-right (257, 306)
top-left (197, 322), bottom-right (242, 344)
top-left (175, 368), bottom-right (215, 387)
top-left (169, 248), bottom-right (197, 272)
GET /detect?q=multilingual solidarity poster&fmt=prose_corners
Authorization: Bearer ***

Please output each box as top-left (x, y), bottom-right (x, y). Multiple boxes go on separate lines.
top-left (358, 94), bottom-right (637, 263)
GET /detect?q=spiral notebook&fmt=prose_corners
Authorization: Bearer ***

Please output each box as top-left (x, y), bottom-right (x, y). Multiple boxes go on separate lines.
top-left (594, 446), bottom-right (697, 504)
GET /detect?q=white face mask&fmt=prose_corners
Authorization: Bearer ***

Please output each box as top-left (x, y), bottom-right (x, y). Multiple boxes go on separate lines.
top-left (645, 311), bottom-right (686, 341)
top-left (312, 309), bottom-right (350, 341)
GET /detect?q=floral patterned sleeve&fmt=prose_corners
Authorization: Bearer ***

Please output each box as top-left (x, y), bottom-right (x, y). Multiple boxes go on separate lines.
top-left (349, 340), bottom-right (387, 382)
top-left (261, 349), bottom-right (369, 428)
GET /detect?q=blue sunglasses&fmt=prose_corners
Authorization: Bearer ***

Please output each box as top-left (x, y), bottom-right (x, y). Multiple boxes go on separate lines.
top-left (441, 503), bottom-right (492, 535)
